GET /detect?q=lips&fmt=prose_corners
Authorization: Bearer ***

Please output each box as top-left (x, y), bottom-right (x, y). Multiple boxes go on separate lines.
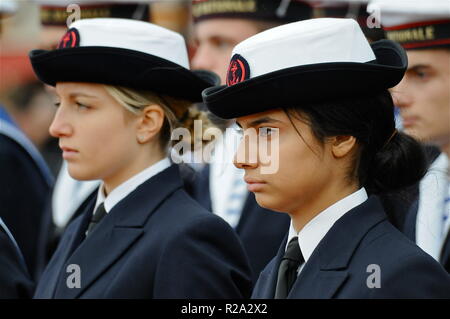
top-left (402, 116), bottom-right (419, 128)
top-left (244, 176), bottom-right (266, 192)
top-left (60, 145), bottom-right (79, 160)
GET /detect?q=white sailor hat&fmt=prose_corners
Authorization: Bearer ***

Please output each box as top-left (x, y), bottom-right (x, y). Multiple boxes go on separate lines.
top-left (29, 18), bottom-right (219, 102)
top-left (203, 17), bottom-right (407, 119)
top-left (367, 0), bottom-right (450, 49)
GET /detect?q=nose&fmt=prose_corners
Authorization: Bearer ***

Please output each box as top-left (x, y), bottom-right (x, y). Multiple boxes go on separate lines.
top-left (49, 105), bottom-right (73, 138)
top-left (191, 44), bottom-right (215, 73)
top-left (233, 131), bottom-right (258, 170)
top-left (391, 80), bottom-right (413, 109)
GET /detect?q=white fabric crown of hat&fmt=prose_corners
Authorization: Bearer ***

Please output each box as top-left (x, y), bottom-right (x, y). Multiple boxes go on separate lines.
top-left (30, 18), bottom-right (218, 102)
top-left (62, 18), bottom-right (190, 69)
top-left (204, 17), bottom-right (407, 119)
top-left (226, 18), bottom-right (376, 86)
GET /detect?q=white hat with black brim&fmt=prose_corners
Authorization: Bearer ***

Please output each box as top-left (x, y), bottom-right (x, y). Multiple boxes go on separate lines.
top-left (29, 18), bottom-right (219, 102)
top-left (202, 17), bottom-right (407, 119)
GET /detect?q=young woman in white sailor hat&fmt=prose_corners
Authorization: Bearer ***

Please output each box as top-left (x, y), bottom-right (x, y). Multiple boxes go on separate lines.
top-left (30, 18), bottom-right (252, 298)
top-left (203, 17), bottom-right (450, 298)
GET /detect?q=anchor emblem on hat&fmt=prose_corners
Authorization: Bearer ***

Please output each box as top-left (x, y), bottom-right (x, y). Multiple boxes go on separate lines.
top-left (226, 54), bottom-right (250, 86)
top-left (58, 28), bottom-right (80, 49)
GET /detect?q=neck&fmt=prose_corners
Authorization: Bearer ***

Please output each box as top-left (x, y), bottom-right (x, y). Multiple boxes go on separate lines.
top-left (103, 146), bottom-right (165, 195)
top-left (290, 181), bottom-right (359, 233)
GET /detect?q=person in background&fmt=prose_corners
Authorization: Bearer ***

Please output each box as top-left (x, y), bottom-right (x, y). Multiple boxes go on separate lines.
top-left (5, 81), bottom-right (61, 176)
top-left (202, 17), bottom-right (450, 298)
top-left (189, 0), bottom-right (312, 284)
top-left (368, 0), bottom-right (450, 272)
top-left (0, 0), bottom-right (49, 295)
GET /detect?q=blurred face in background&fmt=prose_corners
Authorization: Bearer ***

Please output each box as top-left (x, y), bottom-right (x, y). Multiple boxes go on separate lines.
top-left (14, 87), bottom-right (56, 148)
top-left (393, 49), bottom-right (450, 153)
top-left (191, 18), bottom-right (261, 84)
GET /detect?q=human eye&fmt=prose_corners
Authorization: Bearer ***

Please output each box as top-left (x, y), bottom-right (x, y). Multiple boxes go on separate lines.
top-left (411, 67), bottom-right (430, 80)
top-left (415, 70), bottom-right (427, 78)
top-left (258, 127), bottom-right (276, 137)
top-left (211, 37), bottom-right (232, 51)
top-left (234, 126), bottom-right (244, 136)
top-left (76, 102), bottom-right (91, 110)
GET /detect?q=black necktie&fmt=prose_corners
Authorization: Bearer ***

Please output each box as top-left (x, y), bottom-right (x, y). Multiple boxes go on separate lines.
top-left (274, 236), bottom-right (304, 299)
top-left (86, 203), bottom-right (107, 236)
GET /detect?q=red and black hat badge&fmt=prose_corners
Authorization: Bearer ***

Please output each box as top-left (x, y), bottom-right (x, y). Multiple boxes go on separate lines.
top-left (226, 54), bottom-right (250, 86)
top-left (57, 28), bottom-right (80, 49)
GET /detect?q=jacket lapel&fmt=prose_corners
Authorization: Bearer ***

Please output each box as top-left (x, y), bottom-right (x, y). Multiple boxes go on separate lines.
top-left (288, 196), bottom-right (387, 298)
top-left (35, 200), bottom-right (94, 298)
top-left (253, 236), bottom-right (287, 298)
top-left (53, 165), bottom-right (183, 298)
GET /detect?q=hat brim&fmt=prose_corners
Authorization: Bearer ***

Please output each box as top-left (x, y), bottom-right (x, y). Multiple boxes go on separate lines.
top-left (202, 40), bottom-right (407, 119)
top-left (29, 46), bottom-right (219, 102)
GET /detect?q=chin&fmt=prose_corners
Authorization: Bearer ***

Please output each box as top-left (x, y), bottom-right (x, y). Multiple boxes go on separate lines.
top-left (254, 193), bottom-right (286, 213)
top-left (404, 128), bottom-right (423, 141)
top-left (67, 165), bottom-right (98, 181)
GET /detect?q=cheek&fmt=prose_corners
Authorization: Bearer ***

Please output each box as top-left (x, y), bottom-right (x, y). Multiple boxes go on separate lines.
top-left (95, 123), bottom-right (137, 164)
top-left (416, 83), bottom-right (449, 126)
top-left (71, 117), bottom-right (137, 178)
top-left (257, 140), bottom-right (325, 212)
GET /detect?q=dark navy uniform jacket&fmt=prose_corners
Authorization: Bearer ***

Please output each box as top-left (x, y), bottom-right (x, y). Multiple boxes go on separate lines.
top-left (0, 221), bottom-right (34, 298)
top-left (36, 163), bottom-right (202, 277)
top-left (34, 165), bottom-right (252, 298)
top-left (252, 196), bottom-right (450, 298)
top-left (192, 164), bottom-right (290, 284)
top-left (0, 107), bottom-right (53, 280)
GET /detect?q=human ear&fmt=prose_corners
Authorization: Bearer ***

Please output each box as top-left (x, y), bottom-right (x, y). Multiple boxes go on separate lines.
top-left (136, 104), bottom-right (165, 144)
top-left (331, 135), bottom-right (357, 158)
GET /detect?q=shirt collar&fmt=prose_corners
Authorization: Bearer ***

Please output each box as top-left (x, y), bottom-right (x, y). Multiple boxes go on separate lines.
top-left (94, 157), bottom-right (171, 213)
top-left (287, 187), bottom-right (368, 263)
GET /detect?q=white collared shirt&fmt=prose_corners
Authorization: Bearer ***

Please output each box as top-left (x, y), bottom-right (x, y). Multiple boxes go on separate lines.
top-left (416, 153), bottom-right (449, 260)
top-left (286, 187), bottom-right (369, 275)
top-left (93, 158), bottom-right (171, 214)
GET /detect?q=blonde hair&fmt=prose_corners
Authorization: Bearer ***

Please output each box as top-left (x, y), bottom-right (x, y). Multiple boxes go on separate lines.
top-left (103, 85), bottom-right (212, 152)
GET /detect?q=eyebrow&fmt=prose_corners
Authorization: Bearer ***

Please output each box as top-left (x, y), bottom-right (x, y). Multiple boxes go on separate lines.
top-left (238, 117), bottom-right (283, 129)
top-left (68, 92), bottom-right (98, 99)
top-left (407, 64), bottom-right (431, 71)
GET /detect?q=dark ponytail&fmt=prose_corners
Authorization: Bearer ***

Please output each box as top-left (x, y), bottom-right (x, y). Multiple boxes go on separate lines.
top-left (286, 90), bottom-right (427, 195)
top-left (364, 130), bottom-right (427, 194)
